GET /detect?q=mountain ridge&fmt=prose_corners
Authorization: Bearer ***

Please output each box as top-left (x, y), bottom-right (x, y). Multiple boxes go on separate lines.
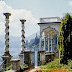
top-left (0, 31), bottom-right (40, 48)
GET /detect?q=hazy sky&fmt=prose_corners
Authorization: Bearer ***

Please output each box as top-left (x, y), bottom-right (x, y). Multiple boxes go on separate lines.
top-left (0, 0), bottom-right (72, 37)
top-left (5, 0), bottom-right (72, 18)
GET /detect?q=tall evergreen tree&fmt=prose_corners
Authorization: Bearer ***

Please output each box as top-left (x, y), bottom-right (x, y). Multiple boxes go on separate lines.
top-left (35, 33), bottom-right (39, 45)
top-left (58, 13), bottom-right (72, 64)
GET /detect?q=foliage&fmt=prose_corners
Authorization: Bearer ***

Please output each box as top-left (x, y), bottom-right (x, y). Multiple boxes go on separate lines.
top-left (6, 65), bottom-right (11, 71)
top-left (26, 34), bottom-right (40, 50)
top-left (40, 58), bottom-right (72, 71)
top-left (68, 59), bottom-right (72, 69)
top-left (20, 64), bottom-right (28, 69)
top-left (58, 13), bottom-right (72, 64)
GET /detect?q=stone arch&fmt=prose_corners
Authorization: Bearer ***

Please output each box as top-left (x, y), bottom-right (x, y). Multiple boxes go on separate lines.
top-left (40, 26), bottom-right (58, 36)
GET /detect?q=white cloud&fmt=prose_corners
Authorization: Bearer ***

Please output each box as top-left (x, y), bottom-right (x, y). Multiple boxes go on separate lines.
top-left (69, 1), bottom-right (72, 6)
top-left (0, 1), bottom-right (40, 37)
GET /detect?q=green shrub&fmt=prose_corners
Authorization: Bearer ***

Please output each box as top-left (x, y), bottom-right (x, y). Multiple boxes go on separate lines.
top-left (20, 64), bottom-right (28, 69)
top-left (61, 64), bottom-right (70, 69)
top-left (68, 59), bottom-right (72, 69)
top-left (40, 58), bottom-right (72, 70)
top-left (6, 65), bottom-right (11, 71)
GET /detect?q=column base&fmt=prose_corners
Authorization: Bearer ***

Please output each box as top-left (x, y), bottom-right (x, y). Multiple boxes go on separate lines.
top-left (19, 53), bottom-right (24, 65)
top-left (2, 51), bottom-right (12, 57)
top-left (1, 51), bottom-right (12, 70)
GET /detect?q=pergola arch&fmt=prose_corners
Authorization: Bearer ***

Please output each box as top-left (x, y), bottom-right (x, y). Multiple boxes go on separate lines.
top-left (38, 17), bottom-right (61, 52)
top-left (40, 26), bottom-right (58, 36)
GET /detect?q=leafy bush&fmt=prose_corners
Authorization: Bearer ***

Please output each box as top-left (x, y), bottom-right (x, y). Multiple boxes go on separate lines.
top-left (20, 64), bottom-right (28, 69)
top-left (40, 58), bottom-right (72, 71)
top-left (68, 59), bottom-right (72, 69)
top-left (6, 65), bottom-right (11, 71)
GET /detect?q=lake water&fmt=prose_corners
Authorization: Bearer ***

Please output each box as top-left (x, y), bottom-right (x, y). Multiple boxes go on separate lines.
top-left (0, 47), bottom-right (21, 64)
top-left (0, 48), bottom-right (38, 66)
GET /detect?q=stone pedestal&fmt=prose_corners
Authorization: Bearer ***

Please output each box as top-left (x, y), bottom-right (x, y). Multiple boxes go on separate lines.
top-left (38, 50), bottom-right (45, 65)
top-left (19, 53), bottom-right (24, 65)
top-left (11, 59), bottom-right (20, 71)
top-left (19, 51), bottom-right (35, 68)
top-left (1, 52), bottom-right (12, 70)
top-left (1, 51), bottom-right (12, 70)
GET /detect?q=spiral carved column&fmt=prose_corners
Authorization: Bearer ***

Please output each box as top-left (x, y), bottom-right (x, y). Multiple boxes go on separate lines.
top-left (2, 13), bottom-right (12, 69)
top-left (5, 13), bottom-right (10, 54)
top-left (19, 19), bottom-right (26, 65)
top-left (20, 19), bottom-right (26, 53)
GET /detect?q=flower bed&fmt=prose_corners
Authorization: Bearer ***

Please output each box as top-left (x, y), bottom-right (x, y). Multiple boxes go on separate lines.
top-left (35, 69), bottom-right (71, 72)
top-left (24, 69), bottom-right (32, 72)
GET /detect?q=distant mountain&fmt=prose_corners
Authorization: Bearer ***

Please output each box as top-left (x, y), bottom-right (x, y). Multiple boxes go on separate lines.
top-left (25, 31), bottom-right (40, 42)
top-left (0, 31), bottom-right (40, 48)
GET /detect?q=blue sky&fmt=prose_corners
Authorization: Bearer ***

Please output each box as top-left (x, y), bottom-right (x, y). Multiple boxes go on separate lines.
top-left (0, 0), bottom-right (72, 37)
top-left (5, 0), bottom-right (72, 18)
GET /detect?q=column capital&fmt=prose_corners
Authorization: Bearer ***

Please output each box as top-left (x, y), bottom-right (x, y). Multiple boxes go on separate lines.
top-left (3, 13), bottom-right (11, 19)
top-left (40, 35), bottom-right (42, 38)
top-left (20, 19), bottom-right (26, 24)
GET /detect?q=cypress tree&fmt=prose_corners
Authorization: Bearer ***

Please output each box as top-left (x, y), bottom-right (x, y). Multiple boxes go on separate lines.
top-left (58, 13), bottom-right (72, 64)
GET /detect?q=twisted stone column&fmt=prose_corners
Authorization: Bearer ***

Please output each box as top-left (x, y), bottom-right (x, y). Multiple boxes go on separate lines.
top-left (2, 13), bottom-right (12, 69)
top-left (20, 19), bottom-right (26, 53)
top-left (4, 13), bottom-right (11, 55)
